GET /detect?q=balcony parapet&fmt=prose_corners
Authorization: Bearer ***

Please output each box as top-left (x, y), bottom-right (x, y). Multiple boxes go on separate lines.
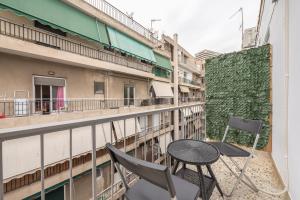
top-left (0, 18), bottom-right (153, 74)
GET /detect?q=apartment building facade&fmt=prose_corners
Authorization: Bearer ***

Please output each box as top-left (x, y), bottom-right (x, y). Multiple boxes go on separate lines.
top-left (0, 0), bottom-right (204, 199)
top-left (195, 49), bottom-right (221, 102)
top-left (161, 35), bottom-right (203, 103)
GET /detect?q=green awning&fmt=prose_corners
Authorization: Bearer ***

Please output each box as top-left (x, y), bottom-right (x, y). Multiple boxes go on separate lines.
top-left (154, 53), bottom-right (173, 71)
top-left (154, 67), bottom-right (170, 78)
top-left (0, 0), bottom-right (109, 45)
top-left (107, 27), bottom-right (156, 63)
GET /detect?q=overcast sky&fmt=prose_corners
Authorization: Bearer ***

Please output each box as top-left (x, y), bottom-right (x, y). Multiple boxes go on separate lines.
top-left (107, 0), bottom-right (261, 55)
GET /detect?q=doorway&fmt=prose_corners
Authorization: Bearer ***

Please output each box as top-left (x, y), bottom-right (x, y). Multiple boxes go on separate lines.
top-left (124, 85), bottom-right (135, 106)
top-left (34, 76), bottom-right (65, 114)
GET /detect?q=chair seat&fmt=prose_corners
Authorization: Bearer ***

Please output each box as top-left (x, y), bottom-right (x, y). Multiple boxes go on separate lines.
top-left (209, 142), bottom-right (250, 157)
top-left (125, 175), bottom-right (200, 200)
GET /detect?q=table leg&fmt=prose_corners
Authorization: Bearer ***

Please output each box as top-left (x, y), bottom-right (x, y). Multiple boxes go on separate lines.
top-left (171, 160), bottom-right (180, 175)
top-left (197, 165), bottom-right (207, 200)
top-left (206, 165), bottom-right (223, 197)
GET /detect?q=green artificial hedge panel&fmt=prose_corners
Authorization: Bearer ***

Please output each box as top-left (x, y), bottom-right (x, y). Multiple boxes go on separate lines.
top-left (205, 45), bottom-right (271, 149)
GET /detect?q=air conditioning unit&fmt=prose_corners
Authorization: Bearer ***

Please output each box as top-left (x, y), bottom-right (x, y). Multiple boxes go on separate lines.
top-left (14, 90), bottom-right (30, 117)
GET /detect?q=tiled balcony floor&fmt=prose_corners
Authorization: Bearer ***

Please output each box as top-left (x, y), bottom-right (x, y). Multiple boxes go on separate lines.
top-left (203, 148), bottom-right (289, 200)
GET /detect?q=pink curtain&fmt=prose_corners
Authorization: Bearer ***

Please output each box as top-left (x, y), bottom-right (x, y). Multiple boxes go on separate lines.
top-left (55, 87), bottom-right (64, 110)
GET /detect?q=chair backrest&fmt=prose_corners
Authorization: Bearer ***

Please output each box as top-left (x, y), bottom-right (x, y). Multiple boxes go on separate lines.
top-left (228, 116), bottom-right (263, 135)
top-left (106, 143), bottom-right (176, 198)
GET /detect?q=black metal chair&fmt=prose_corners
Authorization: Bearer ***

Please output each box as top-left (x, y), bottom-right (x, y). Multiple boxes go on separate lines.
top-left (106, 143), bottom-right (200, 200)
top-left (209, 116), bottom-right (263, 197)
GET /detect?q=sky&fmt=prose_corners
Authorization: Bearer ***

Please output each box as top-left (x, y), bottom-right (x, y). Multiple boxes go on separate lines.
top-left (107, 0), bottom-right (261, 55)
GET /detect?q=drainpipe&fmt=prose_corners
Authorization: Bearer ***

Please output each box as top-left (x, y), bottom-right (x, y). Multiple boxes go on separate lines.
top-left (173, 34), bottom-right (179, 139)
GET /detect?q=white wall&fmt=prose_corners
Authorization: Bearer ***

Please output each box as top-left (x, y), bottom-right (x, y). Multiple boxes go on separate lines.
top-left (288, 0), bottom-right (300, 199)
top-left (3, 124), bottom-right (112, 179)
top-left (257, 0), bottom-right (289, 184)
top-left (257, 0), bottom-right (300, 199)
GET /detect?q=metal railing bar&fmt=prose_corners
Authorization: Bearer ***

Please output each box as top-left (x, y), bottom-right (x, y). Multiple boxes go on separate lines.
top-left (91, 125), bottom-right (97, 200)
top-left (143, 116), bottom-right (147, 161)
top-left (110, 122), bottom-right (114, 200)
top-left (69, 129), bottom-right (73, 200)
top-left (134, 117), bottom-right (137, 158)
top-left (40, 134), bottom-right (45, 200)
top-left (0, 140), bottom-right (3, 200)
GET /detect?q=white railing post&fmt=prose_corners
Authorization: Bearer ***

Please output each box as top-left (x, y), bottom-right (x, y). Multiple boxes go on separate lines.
top-left (173, 34), bottom-right (179, 140)
top-left (40, 134), bottom-right (45, 200)
top-left (110, 123), bottom-right (114, 199)
top-left (69, 129), bottom-right (73, 200)
top-left (91, 125), bottom-right (97, 200)
top-left (0, 140), bottom-right (3, 200)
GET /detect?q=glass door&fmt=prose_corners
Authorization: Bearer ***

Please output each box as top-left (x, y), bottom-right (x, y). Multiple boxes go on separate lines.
top-left (124, 85), bottom-right (135, 106)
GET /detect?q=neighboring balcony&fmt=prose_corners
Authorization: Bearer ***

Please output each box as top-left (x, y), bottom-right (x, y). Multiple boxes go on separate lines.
top-left (0, 18), bottom-right (154, 74)
top-left (179, 77), bottom-right (201, 87)
top-left (0, 98), bottom-right (174, 119)
top-left (84, 0), bottom-right (160, 45)
top-left (179, 97), bottom-right (204, 104)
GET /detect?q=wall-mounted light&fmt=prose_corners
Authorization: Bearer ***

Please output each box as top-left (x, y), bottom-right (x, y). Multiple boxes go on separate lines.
top-left (48, 71), bottom-right (55, 76)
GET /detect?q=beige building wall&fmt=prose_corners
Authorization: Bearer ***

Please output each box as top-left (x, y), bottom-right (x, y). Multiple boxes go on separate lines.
top-left (0, 53), bottom-right (149, 100)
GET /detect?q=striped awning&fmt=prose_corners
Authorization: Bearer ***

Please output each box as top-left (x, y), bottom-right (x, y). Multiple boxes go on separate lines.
top-left (107, 27), bottom-right (156, 62)
top-left (113, 118), bottom-right (141, 140)
top-left (159, 133), bottom-right (172, 154)
top-left (34, 77), bottom-right (65, 87)
top-left (179, 85), bottom-right (190, 93)
top-left (151, 81), bottom-right (173, 98)
top-left (0, 0), bottom-right (109, 45)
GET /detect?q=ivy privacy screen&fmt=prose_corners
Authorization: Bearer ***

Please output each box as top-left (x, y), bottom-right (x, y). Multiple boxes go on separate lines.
top-left (205, 45), bottom-right (271, 149)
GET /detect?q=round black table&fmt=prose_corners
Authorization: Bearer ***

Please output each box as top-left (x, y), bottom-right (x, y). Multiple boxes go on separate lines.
top-left (167, 139), bottom-right (223, 200)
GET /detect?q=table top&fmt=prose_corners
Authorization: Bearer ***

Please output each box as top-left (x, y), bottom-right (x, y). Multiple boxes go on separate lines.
top-left (167, 139), bottom-right (220, 165)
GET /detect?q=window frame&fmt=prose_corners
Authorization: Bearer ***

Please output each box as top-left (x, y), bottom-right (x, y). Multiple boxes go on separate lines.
top-left (94, 81), bottom-right (105, 95)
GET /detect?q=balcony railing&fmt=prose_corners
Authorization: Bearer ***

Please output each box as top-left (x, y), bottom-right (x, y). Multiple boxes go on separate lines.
top-left (84, 0), bottom-right (161, 45)
top-left (0, 103), bottom-right (205, 199)
top-left (179, 77), bottom-right (201, 86)
top-left (179, 97), bottom-right (204, 104)
top-left (0, 98), bottom-right (174, 118)
top-left (0, 18), bottom-right (153, 73)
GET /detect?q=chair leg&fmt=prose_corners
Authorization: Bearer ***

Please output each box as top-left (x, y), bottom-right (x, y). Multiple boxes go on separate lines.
top-left (229, 157), bottom-right (258, 192)
top-left (219, 157), bottom-right (258, 197)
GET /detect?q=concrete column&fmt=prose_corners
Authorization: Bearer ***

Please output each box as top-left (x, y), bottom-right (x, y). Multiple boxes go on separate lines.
top-left (173, 34), bottom-right (180, 139)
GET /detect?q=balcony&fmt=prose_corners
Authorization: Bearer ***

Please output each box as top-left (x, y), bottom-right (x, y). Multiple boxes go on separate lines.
top-left (0, 98), bottom-right (173, 119)
top-left (0, 18), bottom-right (154, 74)
top-left (179, 97), bottom-right (204, 104)
top-left (179, 77), bottom-right (201, 87)
top-left (84, 0), bottom-right (161, 45)
top-left (0, 103), bottom-right (286, 200)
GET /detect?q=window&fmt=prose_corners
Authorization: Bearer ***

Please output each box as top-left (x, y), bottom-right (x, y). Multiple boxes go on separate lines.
top-left (94, 82), bottom-right (105, 94)
top-left (96, 167), bottom-right (102, 178)
top-left (34, 76), bottom-right (66, 114)
top-left (124, 85), bottom-right (135, 106)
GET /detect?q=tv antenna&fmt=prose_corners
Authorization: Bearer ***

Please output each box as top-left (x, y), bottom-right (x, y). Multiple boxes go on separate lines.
top-left (230, 7), bottom-right (244, 47)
